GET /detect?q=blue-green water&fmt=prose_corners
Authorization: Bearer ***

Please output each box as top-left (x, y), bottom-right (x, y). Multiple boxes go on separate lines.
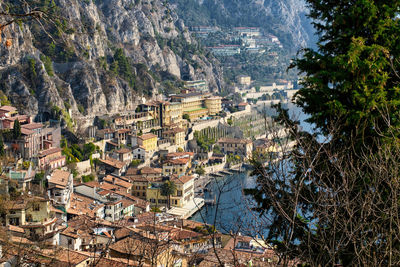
top-left (190, 103), bottom-right (311, 234)
top-left (190, 172), bottom-right (260, 234)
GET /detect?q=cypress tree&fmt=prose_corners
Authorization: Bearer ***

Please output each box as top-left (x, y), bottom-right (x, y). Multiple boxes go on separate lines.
top-left (13, 119), bottom-right (21, 140)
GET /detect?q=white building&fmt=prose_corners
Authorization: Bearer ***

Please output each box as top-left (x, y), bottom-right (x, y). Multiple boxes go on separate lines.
top-left (47, 169), bottom-right (73, 209)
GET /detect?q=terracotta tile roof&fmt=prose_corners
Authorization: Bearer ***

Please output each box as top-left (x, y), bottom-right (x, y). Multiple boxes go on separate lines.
top-left (171, 229), bottom-right (202, 240)
top-left (4, 115), bottom-right (29, 121)
top-left (126, 175), bottom-right (149, 182)
top-left (171, 175), bottom-right (194, 184)
top-left (21, 122), bottom-right (43, 130)
top-left (107, 141), bottom-right (119, 147)
top-left (126, 168), bottom-right (139, 176)
top-left (138, 133), bottom-right (157, 140)
top-left (0, 105), bottom-right (16, 112)
top-left (164, 157), bottom-right (190, 165)
top-left (140, 166), bottom-right (162, 175)
top-left (103, 175), bottom-right (133, 189)
top-left (113, 191), bottom-right (150, 210)
top-left (39, 147), bottom-right (62, 157)
top-left (49, 169), bottom-right (70, 188)
top-left (117, 128), bottom-right (131, 134)
top-left (121, 198), bottom-right (135, 208)
top-left (115, 148), bottom-right (132, 154)
top-left (67, 193), bottom-right (104, 218)
top-left (21, 128), bottom-right (34, 135)
top-left (8, 224), bottom-right (25, 234)
top-left (99, 157), bottom-right (126, 169)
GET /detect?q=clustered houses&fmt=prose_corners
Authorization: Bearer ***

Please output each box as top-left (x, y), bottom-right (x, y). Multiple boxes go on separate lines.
top-left (0, 84), bottom-right (284, 266)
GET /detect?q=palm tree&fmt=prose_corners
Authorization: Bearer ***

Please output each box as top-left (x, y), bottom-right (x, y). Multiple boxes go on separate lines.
top-left (160, 181), bottom-right (176, 210)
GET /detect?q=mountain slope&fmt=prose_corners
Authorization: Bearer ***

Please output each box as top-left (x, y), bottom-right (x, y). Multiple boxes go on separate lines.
top-left (0, 0), bottom-right (222, 131)
top-left (170, 0), bottom-right (316, 51)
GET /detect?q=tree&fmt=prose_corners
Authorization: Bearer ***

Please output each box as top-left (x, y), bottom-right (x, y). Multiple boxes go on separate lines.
top-left (291, 0), bottom-right (400, 145)
top-left (13, 119), bottom-right (21, 140)
top-left (0, 135), bottom-right (4, 156)
top-left (160, 181), bottom-right (176, 210)
top-left (246, 1), bottom-right (400, 266)
top-left (195, 166), bottom-right (205, 176)
top-left (183, 114), bottom-right (190, 122)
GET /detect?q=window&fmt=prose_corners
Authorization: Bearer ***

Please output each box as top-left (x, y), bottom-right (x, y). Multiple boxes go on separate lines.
top-left (33, 204), bottom-right (40, 211)
top-left (177, 190), bottom-right (182, 197)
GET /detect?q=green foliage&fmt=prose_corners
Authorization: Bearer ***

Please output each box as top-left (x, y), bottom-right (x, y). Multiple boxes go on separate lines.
top-left (292, 1), bottom-right (400, 143)
top-left (81, 174), bottom-right (95, 183)
top-left (62, 140), bottom-right (97, 163)
top-left (160, 180), bottom-right (177, 209)
top-left (213, 144), bottom-right (221, 154)
top-left (194, 130), bottom-right (215, 151)
top-left (0, 91), bottom-right (10, 106)
top-left (183, 114), bottom-right (190, 121)
top-left (21, 161), bottom-right (32, 170)
top-left (28, 58), bottom-right (37, 78)
top-left (227, 117), bottom-right (233, 126)
top-left (151, 206), bottom-right (161, 213)
top-left (0, 135), bottom-right (4, 156)
top-left (77, 104), bottom-right (85, 114)
top-left (130, 159), bottom-right (141, 168)
top-left (195, 166), bottom-right (205, 175)
top-left (40, 54), bottom-right (54, 76)
top-left (111, 48), bottom-right (135, 88)
top-left (247, 1), bottom-right (400, 265)
top-left (13, 119), bottom-right (21, 140)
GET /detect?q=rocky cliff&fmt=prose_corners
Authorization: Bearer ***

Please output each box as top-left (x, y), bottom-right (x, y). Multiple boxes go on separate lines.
top-left (0, 0), bottom-right (222, 131)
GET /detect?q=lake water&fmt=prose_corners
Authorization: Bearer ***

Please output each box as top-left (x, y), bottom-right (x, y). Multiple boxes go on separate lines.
top-left (190, 102), bottom-right (311, 235)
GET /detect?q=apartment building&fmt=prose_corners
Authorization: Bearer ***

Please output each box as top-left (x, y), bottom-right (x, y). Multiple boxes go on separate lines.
top-left (204, 96), bottom-right (222, 115)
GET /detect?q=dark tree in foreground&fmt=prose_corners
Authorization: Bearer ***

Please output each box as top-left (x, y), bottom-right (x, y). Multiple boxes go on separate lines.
top-left (13, 119), bottom-right (21, 140)
top-left (247, 0), bottom-right (400, 266)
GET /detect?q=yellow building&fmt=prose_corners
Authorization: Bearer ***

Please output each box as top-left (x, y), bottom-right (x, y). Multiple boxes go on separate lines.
top-left (162, 127), bottom-right (185, 148)
top-left (163, 102), bottom-right (183, 126)
top-left (171, 92), bottom-right (210, 121)
top-left (146, 175), bottom-right (195, 208)
top-left (137, 133), bottom-right (158, 151)
top-left (162, 157), bottom-right (191, 176)
top-left (204, 96), bottom-right (222, 115)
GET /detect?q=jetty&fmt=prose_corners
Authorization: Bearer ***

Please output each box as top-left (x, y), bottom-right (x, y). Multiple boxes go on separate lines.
top-left (219, 170), bottom-right (233, 176)
top-left (210, 173), bottom-right (224, 177)
top-left (167, 198), bottom-right (205, 219)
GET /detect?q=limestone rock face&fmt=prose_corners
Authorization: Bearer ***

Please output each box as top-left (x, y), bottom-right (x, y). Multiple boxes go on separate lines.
top-left (0, 0), bottom-right (222, 131)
